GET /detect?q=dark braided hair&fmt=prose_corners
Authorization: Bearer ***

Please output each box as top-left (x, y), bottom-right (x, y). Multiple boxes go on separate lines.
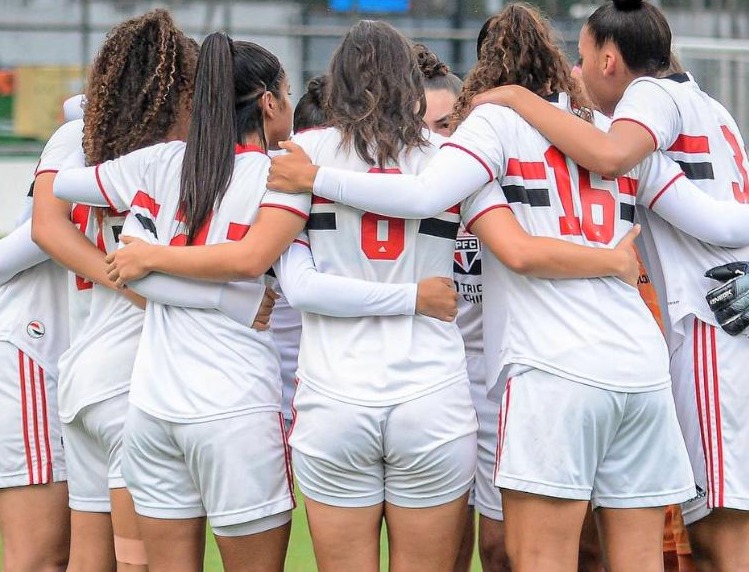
top-left (83, 9), bottom-right (198, 165)
top-left (413, 43), bottom-right (462, 96)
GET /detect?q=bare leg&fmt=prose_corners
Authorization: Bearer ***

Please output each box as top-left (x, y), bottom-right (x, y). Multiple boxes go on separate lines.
top-left (596, 506), bottom-right (666, 572)
top-left (304, 497), bottom-right (383, 572)
top-left (214, 520), bottom-right (291, 572)
top-left (687, 508), bottom-right (749, 572)
top-left (385, 493), bottom-right (469, 572)
top-left (0, 482), bottom-right (69, 571)
top-left (136, 515), bottom-right (206, 572)
top-left (477, 514), bottom-right (511, 572)
top-left (453, 504), bottom-right (475, 572)
top-left (110, 488), bottom-right (147, 572)
top-left (67, 510), bottom-right (116, 572)
top-left (502, 488), bottom-right (588, 572)
top-left (579, 505), bottom-right (605, 572)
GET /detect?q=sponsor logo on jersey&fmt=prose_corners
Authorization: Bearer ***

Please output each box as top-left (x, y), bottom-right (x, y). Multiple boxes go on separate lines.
top-left (454, 236), bottom-right (481, 275)
top-left (26, 320), bottom-right (45, 339)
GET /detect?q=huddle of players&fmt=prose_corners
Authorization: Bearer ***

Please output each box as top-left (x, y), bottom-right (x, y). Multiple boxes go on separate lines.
top-left (2, 1), bottom-right (749, 571)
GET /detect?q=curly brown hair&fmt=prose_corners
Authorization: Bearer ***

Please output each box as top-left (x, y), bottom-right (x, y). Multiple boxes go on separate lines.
top-left (83, 9), bottom-right (198, 165)
top-left (325, 20), bottom-right (427, 167)
top-left (452, 3), bottom-right (591, 127)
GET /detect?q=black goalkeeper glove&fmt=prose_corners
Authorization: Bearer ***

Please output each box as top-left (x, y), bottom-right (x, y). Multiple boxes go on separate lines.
top-left (705, 262), bottom-right (749, 336)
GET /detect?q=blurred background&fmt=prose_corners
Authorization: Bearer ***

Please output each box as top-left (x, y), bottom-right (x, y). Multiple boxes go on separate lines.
top-left (1, 0), bottom-right (748, 232)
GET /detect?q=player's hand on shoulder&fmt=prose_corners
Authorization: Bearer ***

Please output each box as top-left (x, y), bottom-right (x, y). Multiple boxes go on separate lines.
top-left (267, 141), bottom-right (318, 194)
top-left (705, 262), bottom-right (749, 336)
top-left (612, 224), bottom-right (641, 287)
top-left (416, 276), bottom-right (458, 322)
top-left (252, 287), bottom-right (279, 331)
top-left (105, 236), bottom-right (152, 287)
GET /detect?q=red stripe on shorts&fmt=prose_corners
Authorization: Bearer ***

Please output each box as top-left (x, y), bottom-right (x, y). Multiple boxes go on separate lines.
top-left (28, 355), bottom-right (42, 484)
top-left (18, 350), bottom-right (34, 484)
top-left (709, 325), bottom-right (725, 507)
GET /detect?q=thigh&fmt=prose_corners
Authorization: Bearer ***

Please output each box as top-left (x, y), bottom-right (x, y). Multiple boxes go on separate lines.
top-left (595, 506), bottom-right (666, 572)
top-left (593, 388), bottom-right (695, 509)
top-left (0, 343), bottom-right (65, 488)
top-left (385, 493), bottom-right (471, 572)
top-left (0, 481), bottom-right (70, 570)
top-left (177, 412), bottom-right (295, 531)
top-left (290, 383), bottom-right (385, 507)
top-left (478, 514), bottom-right (511, 572)
top-left (213, 520), bottom-right (291, 572)
top-left (497, 369), bottom-right (621, 501)
top-left (136, 515), bottom-right (206, 572)
top-left (501, 488), bottom-right (588, 572)
top-left (304, 496), bottom-right (383, 572)
top-left (384, 381), bottom-right (477, 508)
top-left (121, 406), bottom-right (204, 521)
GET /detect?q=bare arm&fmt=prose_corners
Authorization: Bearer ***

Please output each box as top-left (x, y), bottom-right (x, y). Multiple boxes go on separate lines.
top-left (471, 207), bottom-right (640, 284)
top-left (107, 206), bottom-right (307, 284)
top-left (472, 85), bottom-right (655, 177)
top-left (31, 172), bottom-right (115, 289)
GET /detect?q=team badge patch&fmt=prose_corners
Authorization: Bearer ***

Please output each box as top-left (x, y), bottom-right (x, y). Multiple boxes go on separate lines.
top-left (454, 235), bottom-right (481, 275)
top-left (26, 320), bottom-right (45, 339)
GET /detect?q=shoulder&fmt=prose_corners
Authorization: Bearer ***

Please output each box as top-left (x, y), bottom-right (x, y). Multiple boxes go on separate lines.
top-left (291, 126), bottom-right (339, 156)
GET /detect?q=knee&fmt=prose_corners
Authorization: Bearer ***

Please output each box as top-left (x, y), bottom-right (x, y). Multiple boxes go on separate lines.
top-left (478, 540), bottom-right (511, 572)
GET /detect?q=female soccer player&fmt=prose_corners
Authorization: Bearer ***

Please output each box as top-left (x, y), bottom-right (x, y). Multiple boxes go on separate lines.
top-left (101, 20), bottom-right (666, 572)
top-left (265, 6), bottom-right (749, 571)
top-left (470, 1), bottom-right (749, 569)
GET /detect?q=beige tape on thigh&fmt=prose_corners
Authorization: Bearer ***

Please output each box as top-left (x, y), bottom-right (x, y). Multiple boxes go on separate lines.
top-left (114, 535), bottom-right (148, 566)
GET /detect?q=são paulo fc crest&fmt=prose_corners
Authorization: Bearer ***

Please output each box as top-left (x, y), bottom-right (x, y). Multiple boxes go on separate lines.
top-left (453, 235), bottom-right (481, 276)
top-left (26, 321), bottom-right (45, 339)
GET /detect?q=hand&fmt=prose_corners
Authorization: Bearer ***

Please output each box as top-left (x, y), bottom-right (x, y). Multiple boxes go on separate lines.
top-left (105, 236), bottom-right (153, 287)
top-left (705, 262), bottom-right (749, 336)
top-left (252, 287), bottom-right (279, 331)
top-left (416, 277), bottom-right (458, 322)
top-left (267, 141), bottom-right (318, 193)
top-left (612, 224), bottom-right (641, 287)
top-left (470, 85), bottom-right (520, 110)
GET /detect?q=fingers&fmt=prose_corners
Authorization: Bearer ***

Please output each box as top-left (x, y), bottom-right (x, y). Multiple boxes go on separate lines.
top-left (278, 140), bottom-right (304, 154)
top-left (618, 224), bottom-right (641, 247)
top-left (120, 235), bottom-right (135, 245)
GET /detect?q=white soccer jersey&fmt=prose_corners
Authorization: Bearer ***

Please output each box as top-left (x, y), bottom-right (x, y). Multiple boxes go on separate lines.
top-left (267, 281), bottom-right (302, 422)
top-left (0, 120), bottom-right (85, 375)
top-left (56, 209), bottom-right (142, 423)
top-left (613, 73), bottom-right (749, 337)
top-left (453, 97), bottom-right (676, 398)
top-left (291, 128), bottom-right (467, 406)
top-left (34, 119), bottom-right (94, 342)
top-left (453, 227), bottom-right (483, 356)
top-left (94, 141), bottom-right (310, 422)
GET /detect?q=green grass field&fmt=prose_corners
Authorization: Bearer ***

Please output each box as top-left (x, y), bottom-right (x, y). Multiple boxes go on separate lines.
top-left (0, 487), bottom-right (482, 571)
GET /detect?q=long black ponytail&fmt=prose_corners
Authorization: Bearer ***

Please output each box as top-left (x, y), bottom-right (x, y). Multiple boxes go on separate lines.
top-left (179, 32), bottom-right (284, 243)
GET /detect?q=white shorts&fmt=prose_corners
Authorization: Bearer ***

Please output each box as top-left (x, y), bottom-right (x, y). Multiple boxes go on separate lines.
top-left (0, 343), bottom-right (65, 488)
top-left (289, 380), bottom-right (478, 508)
top-left (62, 392), bottom-right (128, 512)
top-left (467, 354), bottom-right (503, 521)
top-left (671, 317), bottom-right (749, 525)
top-left (122, 407), bottom-right (294, 534)
top-left (496, 368), bottom-right (695, 509)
